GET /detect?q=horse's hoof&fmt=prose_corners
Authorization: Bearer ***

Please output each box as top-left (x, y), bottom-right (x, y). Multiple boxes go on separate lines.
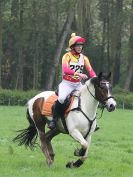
top-left (66, 161), bottom-right (74, 168)
top-left (66, 159), bottom-right (84, 168)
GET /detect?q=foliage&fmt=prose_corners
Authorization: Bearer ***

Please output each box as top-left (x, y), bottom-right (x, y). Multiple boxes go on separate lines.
top-left (0, 89), bottom-right (38, 105)
top-left (0, 88), bottom-right (133, 109)
top-left (0, 0), bottom-right (133, 91)
top-left (113, 86), bottom-right (133, 109)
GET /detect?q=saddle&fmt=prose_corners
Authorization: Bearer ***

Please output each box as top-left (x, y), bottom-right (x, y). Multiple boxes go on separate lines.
top-left (41, 91), bottom-right (78, 117)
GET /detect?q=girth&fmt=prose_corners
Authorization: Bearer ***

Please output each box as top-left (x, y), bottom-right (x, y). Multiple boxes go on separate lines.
top-left (70, 96), bottom-right (96, 139)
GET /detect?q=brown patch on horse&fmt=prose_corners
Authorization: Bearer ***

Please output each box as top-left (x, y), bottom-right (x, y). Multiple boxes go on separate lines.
top-left (33, 97), bottom-right (46, 129)
top-left (41, 94), bottom-right (58, 116)
top-left (33, 97), bottom-right (44, 116)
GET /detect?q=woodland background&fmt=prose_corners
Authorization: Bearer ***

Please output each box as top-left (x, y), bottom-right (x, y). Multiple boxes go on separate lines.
top-left (0, 0), bottom-right (133, 92)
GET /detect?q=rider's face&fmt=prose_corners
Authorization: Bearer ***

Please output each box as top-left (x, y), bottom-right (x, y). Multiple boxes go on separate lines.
top-left (73, 43), bottom-right (83, 54)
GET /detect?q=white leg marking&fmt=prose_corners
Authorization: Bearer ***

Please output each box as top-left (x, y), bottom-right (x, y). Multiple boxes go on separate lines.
top-left (70, 129), bottom-right (88, 149)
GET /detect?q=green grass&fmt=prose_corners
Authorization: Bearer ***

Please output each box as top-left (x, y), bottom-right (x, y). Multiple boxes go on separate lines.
top-left (0, 106), bottom-right (133, 177)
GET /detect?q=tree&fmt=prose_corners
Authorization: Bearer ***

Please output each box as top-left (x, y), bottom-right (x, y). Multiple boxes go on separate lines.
top-left (15, 0), bottom-right (26, 90)
top-left (44, 0), bottom-right (77, 90)
top-left (124, 0), bottom-right (133, 91)
top-left (31, 0), bottom-right (39, 89)
top-left (0, 0), bottom-right (3, 88)
top-left (110, 0), bottom-right (123, 85)
top-left (98, 0), bottom-right (110, 71)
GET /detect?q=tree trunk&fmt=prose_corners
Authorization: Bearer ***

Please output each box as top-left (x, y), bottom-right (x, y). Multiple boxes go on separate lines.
top-left (100, 19), bottom-right (106, 72)
top-left (32, 1), bottom-right (39, 89)
top-left (106, 1), bottom-right (110, 71)
top-left (44, 0), bottom-right (77, 90)
top-left (110, 0), bottom-right (123, 85)
top-left (124, 61), bottom-right (133, 91)
top-left (124, 0), bottom-right (133, 91)
top-left (32, 33), bottom-right (39, 90)
top-left (76, 0), bottom-right (92, 39)
top-left (0, 1), bottom-right (3, 88)
top-left (15, 0), bottom-right (24, 90)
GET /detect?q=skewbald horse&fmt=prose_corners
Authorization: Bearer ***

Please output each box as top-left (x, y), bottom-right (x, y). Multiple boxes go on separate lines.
top-left (13, 72), bottom-right (116, 168)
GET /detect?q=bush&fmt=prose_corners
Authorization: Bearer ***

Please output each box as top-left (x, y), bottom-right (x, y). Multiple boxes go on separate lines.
top-left (0, 89), bottom-right (39, 106)
top-left (113, 87), bottom-right (133, 109)
top-left (0, 88), bottom-right (133, 109)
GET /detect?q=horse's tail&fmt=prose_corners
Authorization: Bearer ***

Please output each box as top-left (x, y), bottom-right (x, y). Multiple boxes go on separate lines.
top-left (13, 109), bottom-right (38, 149)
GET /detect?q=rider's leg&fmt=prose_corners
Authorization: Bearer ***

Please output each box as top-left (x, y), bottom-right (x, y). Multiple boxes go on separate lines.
top-left (48, 100), bottom-right (63, 129)
top-left (48, 80), bottom-right (76, 130)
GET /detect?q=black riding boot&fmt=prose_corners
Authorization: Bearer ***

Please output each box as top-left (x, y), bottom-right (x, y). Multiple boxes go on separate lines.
top-left (48, 100), bottom-right (63, 130)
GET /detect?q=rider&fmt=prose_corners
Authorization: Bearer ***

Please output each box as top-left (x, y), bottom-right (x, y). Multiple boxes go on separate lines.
top-left (48, 33), bottom-right (97, 130)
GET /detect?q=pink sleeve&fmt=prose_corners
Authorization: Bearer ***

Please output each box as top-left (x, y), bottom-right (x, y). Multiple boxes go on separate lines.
top-left (84, 56), bottom-right (96, 78)
top-left (89, 68), bottom-right (97, 78)
top-left (62, 54), bottom-right (75, 75)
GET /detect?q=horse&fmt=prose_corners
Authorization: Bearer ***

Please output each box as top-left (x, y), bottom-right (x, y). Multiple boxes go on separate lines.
top-left (13, 72), bottom-right (116, 168)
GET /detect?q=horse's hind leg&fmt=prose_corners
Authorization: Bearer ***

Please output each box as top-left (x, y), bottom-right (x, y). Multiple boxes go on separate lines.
top-left (33, 98), bottom-right (53, 166)
top-left (45, 129), bottom-right (60, 161)
top-left (38, 129), bottom-right (53, 166)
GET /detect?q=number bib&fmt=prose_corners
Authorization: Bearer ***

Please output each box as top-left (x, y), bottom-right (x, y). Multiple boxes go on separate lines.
top-left (70, 53), bottom-right (84, 72)
top-left (69, 53), bottom-right (84, 78)
top-left (70, 63), bottom-right (84, 73)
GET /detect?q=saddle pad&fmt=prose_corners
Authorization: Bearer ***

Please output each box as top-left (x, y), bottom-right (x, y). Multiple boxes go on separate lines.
top-left (41, 94), bottom-right (58, 116)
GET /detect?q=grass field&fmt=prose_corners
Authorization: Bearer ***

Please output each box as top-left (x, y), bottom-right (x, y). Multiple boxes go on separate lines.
top-left (0, 106), bottom-right (133, 177)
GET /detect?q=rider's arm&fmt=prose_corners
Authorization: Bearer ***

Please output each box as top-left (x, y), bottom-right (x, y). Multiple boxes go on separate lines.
top-left (62, 54), bottom-right (75, 75)
top-left (84, 56), bottom-right (96, 78)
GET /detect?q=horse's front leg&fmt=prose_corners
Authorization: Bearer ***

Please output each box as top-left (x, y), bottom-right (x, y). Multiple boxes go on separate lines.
top-left (74, 135), bottom-right (91, 158)
top-left (66, 128), bottom-right (89, 168)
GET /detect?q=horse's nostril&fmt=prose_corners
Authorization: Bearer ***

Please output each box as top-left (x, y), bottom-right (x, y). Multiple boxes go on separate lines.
top-left (110, 104), bottom-right (114, 108)
top-left (109, 104), bottom-right (115, 111)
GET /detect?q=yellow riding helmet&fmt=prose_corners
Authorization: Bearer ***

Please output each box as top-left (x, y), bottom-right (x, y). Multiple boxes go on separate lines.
top-left (69, 33), bottom-right (86, 47)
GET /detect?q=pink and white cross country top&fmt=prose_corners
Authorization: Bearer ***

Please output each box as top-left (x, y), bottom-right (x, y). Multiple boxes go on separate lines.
top-left (62, 51), bottom-right (96, 83)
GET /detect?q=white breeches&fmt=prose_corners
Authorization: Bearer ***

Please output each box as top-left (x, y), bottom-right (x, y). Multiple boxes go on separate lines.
top-left (58, 80), bottom-right (82, 104)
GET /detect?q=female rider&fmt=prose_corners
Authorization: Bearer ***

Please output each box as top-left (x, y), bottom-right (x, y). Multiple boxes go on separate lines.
top-left (48, 33), bottom-right (97, 130)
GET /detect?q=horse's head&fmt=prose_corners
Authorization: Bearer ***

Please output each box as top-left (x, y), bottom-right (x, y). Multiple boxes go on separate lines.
top-left (91, 72), bottom-right (116, 112)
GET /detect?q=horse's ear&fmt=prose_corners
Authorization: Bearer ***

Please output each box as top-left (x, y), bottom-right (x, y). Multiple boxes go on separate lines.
top-left (107, 72), bottom-right (111, 80)
top-left (98, 72), bottom-right (103, 79)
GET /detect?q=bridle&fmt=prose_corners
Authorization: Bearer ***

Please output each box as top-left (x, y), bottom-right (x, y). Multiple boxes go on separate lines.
top-left (85, 82), bottom-right (115, 106)
top-left (85, 81), bottom-right (115, 119)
